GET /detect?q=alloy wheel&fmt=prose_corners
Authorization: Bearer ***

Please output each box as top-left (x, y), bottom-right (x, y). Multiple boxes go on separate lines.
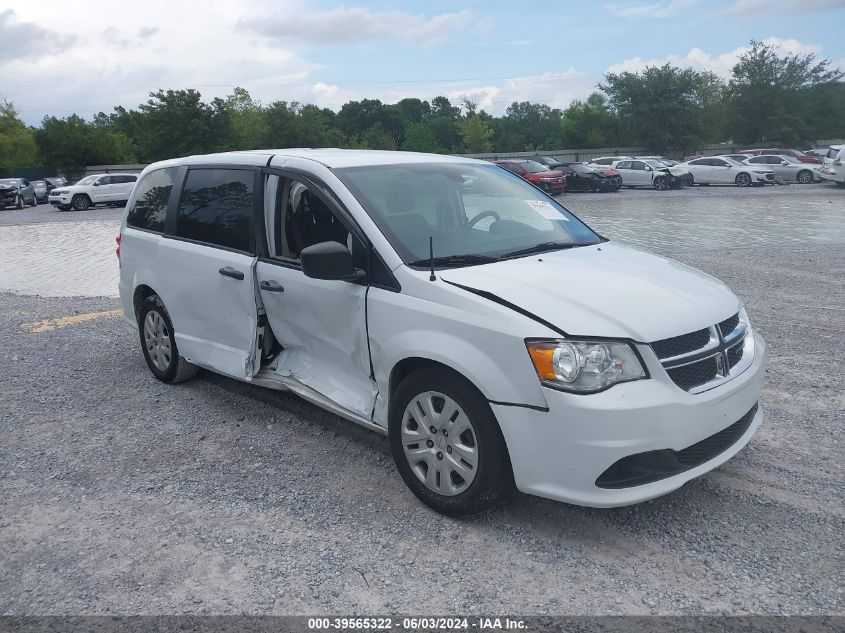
top-left (736, 173), bottom-right (752, 187)
top-left (143, 310), bottom-right (172, 372)
top-left (400, 391), bottom-right (478, 496)
top-left (797, 171), bottom-right (812, 184)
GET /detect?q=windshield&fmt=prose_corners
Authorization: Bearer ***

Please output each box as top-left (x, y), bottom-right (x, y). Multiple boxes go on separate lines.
top-left (336, 163), bottom-right (600, 266)
top-left (518, 160), bottom-right (551, 173)
top-left (569, 164), bottom-right (592, 173)
top-left (645, 160), bottom-right (669, 169)
top-left (777, 155), bottom-right (800, 164)
top-left (826, 147), bottom-right (842, 159)
top-left (73, 176), bottom-right (97, 185)
top-left (722, 157), bottom-right (744, 166)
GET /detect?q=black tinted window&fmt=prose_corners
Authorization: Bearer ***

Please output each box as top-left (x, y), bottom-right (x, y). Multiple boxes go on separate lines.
top-left (126, 167), bottom-right (177, 232)
top-left (177, 168), bottom-right (253, 251)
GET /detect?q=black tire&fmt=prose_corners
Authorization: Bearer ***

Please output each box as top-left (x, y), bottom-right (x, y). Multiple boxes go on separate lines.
top-left (58, 205), bottom-right (72, 211)
top-left (15, 195), bottom-right (23, 209)
top-left (653, 176), bottom-right (669, 191)
top-left (797, 170), bottom-right (813, 184)
top-left (72, 194), bottom-right (91, 211)
top-left (686, 173), bottom-right (695, 186)
top-left (29, 195), bottom-right (37, 207)
top-left (137, 294), bottom-right (199, 384)
top-left (389, 367), bottom-right (514, 516)
top-left (735, 172), bottom-right (752, 187)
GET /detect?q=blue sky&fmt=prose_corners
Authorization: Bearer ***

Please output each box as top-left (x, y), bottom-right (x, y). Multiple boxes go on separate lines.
top-left (3, 0), bottom-right (844, 124)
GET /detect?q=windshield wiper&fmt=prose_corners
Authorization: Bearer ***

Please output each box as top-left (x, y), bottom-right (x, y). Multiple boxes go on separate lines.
top-left (500, 241), bottom-right (584, 259)
top-left (408, 254), bottom-right (499, 268)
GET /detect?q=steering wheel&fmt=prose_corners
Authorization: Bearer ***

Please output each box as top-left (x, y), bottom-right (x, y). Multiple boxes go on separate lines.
top-left (468, 210), bottom-right (501, 227)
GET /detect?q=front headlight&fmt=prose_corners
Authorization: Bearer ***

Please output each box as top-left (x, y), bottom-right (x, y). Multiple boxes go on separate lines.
top-left (525, 339), bottom-right (647, 393)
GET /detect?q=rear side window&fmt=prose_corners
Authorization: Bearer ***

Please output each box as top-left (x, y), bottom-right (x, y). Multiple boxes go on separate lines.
top-left (176, 168), bottom-right (254, 252)
top-left (126, 167), bottom-right (178, 232)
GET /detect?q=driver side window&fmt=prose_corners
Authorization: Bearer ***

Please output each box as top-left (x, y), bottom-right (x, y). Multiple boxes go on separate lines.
top-left (264, 175), bottom-right (355, 263)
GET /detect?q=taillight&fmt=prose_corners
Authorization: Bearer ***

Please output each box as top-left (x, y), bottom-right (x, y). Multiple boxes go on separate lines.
top-left (115, 234), bottom-right (121, 264)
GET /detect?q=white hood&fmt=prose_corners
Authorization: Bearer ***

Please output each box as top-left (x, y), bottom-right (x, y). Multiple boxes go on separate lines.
top-left (438, 242), bottom-right (740, 342)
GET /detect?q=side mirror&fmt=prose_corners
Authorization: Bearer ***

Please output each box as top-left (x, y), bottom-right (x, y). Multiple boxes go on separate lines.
top-left (781, 161), bottom-right (789, 166)
top-left (301, 241), bottom-right (365, 282)
top-left (92, 181), bottom-right (100, 186)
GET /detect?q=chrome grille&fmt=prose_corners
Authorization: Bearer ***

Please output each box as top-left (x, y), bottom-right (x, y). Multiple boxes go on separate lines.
top-left (651, 313), bottom-right (754, 394)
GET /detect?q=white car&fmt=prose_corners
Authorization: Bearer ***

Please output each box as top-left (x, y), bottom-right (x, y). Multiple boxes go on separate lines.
top-left (678, 156), bottom-right (774, 186)
top-left (737, 155), bottom-right (820, 184)
top-left (818, 145), bottom-right (845, 185)
top-left (611, 158), bottom-right (690, 189)
top-left (586, 155), bottom-right (633, 167)
top-left (118, 149), bottom-right (765, 515)
top-left (49, 173), bottom-right (138, 211)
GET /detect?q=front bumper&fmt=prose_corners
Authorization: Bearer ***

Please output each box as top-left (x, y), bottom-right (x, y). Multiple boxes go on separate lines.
top-left (49, 194), bottom-right (72, 206)
top-left (493, 331), bottom-right (766, 507)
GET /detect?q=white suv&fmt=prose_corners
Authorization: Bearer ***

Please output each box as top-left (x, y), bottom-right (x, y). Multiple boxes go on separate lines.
top-left (49, 173), bottom-right (138, 211)
top-left (118, 149), bottom-right (766, 515)
top-left (818, 145), bottom-right (845, 185)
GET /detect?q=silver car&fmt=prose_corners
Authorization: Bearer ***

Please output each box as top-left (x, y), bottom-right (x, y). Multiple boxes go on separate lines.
top-left (0, 178), bottom-right (38, 208)
top-left (740, 155), bottom-right (819, 184)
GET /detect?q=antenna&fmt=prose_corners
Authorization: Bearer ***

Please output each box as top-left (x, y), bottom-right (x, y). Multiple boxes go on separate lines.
top-left (429, 236), bottom-right (436, 282)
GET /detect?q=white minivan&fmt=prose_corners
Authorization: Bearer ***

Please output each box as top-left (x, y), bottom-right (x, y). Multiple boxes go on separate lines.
top-left (118, 149), bottom-right (766, 515)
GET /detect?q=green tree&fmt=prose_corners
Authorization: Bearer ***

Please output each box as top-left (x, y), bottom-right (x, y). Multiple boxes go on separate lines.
top-left (559, 92), bottom-right (617, 148)
top-left (494, 101), bottom-right (563, 151)
top-left (600, 64), bottom-right (723, 153)
top-left (0, 101), bottom-right (38, 173)
top-left (459, 117), bottom-right (493, 154)
top-left (403, 121), bottom-right (443, 152)
top-left (727, 40), bottom-right (844, 145)
top-left (35, 114), bottom-right (135, 176)
top-left (223, 87), bottom-right (269, 150)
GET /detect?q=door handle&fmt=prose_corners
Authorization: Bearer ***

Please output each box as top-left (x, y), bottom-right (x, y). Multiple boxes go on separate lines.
top-left (218, 266), bottom-right (244, 281)
top-left (259, 280), bottom-right (285, 292)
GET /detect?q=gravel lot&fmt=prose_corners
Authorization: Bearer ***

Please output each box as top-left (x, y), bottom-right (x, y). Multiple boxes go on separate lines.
top-left (0, 187), bottom-right (843, 616)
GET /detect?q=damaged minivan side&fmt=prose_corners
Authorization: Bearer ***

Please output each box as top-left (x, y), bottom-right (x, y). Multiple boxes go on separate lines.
top-left (119, 149), bottom-right (766, 516)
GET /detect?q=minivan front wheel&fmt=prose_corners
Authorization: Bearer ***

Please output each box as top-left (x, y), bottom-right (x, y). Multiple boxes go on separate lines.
top-left (137, 295), bottom-right (198, 383)
top-left (389, 368), bottom-right (513, 516)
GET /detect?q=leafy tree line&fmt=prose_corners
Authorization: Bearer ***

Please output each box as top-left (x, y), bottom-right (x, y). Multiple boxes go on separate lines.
top-left (1, 41), bottom-right (842, 176)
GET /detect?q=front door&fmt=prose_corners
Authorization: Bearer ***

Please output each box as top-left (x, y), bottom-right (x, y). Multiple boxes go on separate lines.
top-left (628, 160), bottom-right (652, 186)
top-left (92, 175), bottom-right (117, 203)
top-left (156, 166), bottom-right (260, 379)
top-left (255, 171), bottom-right (377, 418)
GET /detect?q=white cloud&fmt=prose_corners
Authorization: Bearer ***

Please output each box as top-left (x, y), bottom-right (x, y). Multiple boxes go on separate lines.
top-left (312, 83), bottom-right (339, 98)
top-left (607, 37), bottom-right (825, 78)
top-left (0, 9), bottom-right (76, 62)
top-left (725, 0), bottom-right (845, 15)
top-left (238, 7), bottom-right (475, 47)
top-left (608, 0), bottom-right (699, 18)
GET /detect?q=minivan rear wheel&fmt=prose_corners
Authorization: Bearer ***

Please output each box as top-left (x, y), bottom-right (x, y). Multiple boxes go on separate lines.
top-left (137, 295), bottom-right (198, 384)
top-left (389, 368), bottom-right (514, 516)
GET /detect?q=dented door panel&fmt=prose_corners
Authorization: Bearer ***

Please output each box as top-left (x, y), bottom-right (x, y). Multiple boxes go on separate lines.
top-left (256, 261), bottom-right (377, 419)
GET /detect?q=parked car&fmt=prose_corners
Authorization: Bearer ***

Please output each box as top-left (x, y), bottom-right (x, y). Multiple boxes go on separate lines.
top-left (611, 159), bottom-right (689, 190)
top-left (557, 163), bottom-right (622, 192)
top-left (818, 145), bottom-right (845, 186)
top-left (636, 155), bottom-right (680, 167)
top-left (803, 148), bottom-right (829, 158)
top-left (720, 153), bottom-right (756, 163)
top-left (679, 156), bottom-right (774, 186)
top-left (586, 156), bottom-right (634, 167)
top-left (31, 179), bottom-right (59, 203)
top-left (0, 178), bottom-right (38, 208)
top-left (739, 155), bottom-right (820, 184)
top-left (118, 149), bottom-right (765, 516)
top-left (48, 173), bottom-right (138, 211)
top-left (532, 155), bottom-right (565, 170)
top-left (493, 159), bottom-right (566, 193)
top-left (740, 148), bottom-right (822, 165)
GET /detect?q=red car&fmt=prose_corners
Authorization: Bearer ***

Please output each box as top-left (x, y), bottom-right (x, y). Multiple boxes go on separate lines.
top-left (494, 159), bottom-right (567, 193)
top-left (740, 148), bottom-right (822, 164)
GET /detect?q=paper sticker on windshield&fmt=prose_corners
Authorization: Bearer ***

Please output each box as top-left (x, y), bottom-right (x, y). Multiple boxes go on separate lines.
top-left (524, 199), bottom-right (568, 221)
